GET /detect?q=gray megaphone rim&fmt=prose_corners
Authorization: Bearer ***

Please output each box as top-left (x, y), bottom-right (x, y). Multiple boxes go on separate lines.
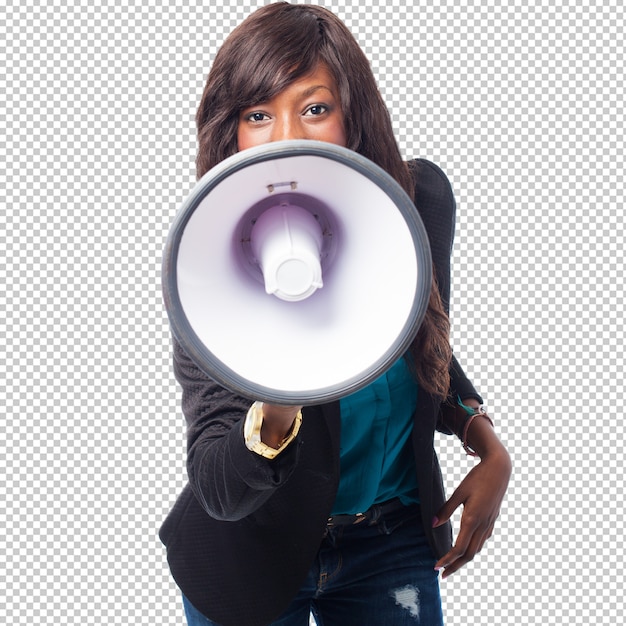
top-left (162, 139), bottom-right (432, 405)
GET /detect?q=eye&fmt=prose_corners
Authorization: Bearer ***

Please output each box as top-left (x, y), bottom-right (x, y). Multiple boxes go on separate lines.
top-left (304, 104), bottom-right (328, 116)
top-left (244, 111), bottom-right (270, 123)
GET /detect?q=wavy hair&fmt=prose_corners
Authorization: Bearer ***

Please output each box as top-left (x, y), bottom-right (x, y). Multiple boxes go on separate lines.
top-left (195, 3), bottom-right (451, 399)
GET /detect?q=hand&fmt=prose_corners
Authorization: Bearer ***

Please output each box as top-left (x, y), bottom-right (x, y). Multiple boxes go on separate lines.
top-left (433, 421), bottom-right (511, 578)
top-left (260, 404), bottom-right (302, 448)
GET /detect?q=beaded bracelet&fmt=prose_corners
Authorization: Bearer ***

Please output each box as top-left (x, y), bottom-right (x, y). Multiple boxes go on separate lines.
top-left (458, 397), bottom-right (494, 457)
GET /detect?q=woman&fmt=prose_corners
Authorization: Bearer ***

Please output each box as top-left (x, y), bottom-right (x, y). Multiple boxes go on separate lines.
top-left (160, 4), bottom-right (511, 625)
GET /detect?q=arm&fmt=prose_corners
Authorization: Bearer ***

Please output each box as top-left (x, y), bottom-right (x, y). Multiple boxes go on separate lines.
top-left (410, 159), bottom-right (483, 428)
top-left (433, 403), bottom-right (511, 578)
top-left (173, 339), bottom-right (302, 520)
top-left (411, 159), bottom-right (511, 576)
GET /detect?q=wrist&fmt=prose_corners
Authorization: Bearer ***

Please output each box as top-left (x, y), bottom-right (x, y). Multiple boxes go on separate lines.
top-left (243, 401), bottom-right (302, 459)
top-left (463, 412), bottom-right (500, 458)
top-left (261, 418), bottom-right (296, 448)
top-left (457, 396), bottom-right (495, 457)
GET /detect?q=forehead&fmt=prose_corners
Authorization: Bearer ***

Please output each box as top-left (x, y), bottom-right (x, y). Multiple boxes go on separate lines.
top-left (270, 64), bottom-right (340, 99)
top-left (300, 64), bottom-right (337, 87)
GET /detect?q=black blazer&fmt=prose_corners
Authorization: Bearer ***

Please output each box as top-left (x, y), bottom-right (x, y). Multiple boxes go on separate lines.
top-left (160, 159), bottom-right (481, 626)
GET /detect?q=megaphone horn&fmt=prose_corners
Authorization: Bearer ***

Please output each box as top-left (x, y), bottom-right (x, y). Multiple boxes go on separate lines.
top-left (238, 190), bottom-right (338, 302)
top-left (162, 140), bottom-right (432, 405)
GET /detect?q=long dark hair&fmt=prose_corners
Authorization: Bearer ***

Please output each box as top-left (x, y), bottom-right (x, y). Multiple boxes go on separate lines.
top-left (196, 3), bottom-right (451, 399)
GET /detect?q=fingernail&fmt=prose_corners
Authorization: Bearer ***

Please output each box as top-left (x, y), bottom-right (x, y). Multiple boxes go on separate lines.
top-left (431, 516), bottom-right (439, 527)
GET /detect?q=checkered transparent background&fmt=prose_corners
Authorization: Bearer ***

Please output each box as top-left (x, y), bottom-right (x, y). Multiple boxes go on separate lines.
top-left (1, 1), bottom-right (623, 624)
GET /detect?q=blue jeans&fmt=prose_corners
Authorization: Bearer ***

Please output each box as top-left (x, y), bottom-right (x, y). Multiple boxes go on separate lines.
top-left (183, 504), bottom-right (443, 625)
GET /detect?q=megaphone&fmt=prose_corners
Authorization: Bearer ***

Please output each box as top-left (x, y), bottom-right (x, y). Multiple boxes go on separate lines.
top-left (162, 140), bottom-right (432, 405)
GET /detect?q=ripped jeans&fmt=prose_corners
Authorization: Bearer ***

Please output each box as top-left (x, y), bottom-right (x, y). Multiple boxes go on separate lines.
top-left (183, 503), bottom-right (444, 626)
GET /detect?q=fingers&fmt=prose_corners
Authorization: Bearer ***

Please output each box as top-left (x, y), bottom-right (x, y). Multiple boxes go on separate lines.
top-left (432, 484), bottom-right (467, 528)
top-left (434, 513), bottom-right (496, 578)
top-left (435, 532), bottom-right (486, 578)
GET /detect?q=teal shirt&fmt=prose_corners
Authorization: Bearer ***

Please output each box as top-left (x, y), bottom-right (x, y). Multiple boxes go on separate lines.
top-left (332, 357), bottom-right (420, 515)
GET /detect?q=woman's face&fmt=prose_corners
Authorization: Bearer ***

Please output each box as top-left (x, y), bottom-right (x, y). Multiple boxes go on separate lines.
top-left (237, 64), bottom-right (347, 150)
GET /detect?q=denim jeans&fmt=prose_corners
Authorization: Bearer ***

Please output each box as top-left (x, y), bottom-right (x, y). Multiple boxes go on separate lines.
top-left (182, 503), bottom-right (443, 626)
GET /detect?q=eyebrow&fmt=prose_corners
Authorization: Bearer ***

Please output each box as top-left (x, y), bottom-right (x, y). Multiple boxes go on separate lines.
top-left (299, 85), bottom-right (335, 99)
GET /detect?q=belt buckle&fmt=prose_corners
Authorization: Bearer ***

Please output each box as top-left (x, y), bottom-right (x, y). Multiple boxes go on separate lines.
top-left (326, 511), bottom-right (368, 527)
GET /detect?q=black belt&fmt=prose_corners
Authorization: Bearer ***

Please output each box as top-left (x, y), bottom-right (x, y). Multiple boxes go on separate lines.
top-left (326, 498), bottom-right (411, 527)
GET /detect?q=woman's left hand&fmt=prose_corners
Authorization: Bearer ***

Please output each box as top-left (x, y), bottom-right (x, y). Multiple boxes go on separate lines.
top-left (433, 417), bottom-right (511, 578)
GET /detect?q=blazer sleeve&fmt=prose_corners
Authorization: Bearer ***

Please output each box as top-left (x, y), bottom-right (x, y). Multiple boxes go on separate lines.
top-left (172, 338), bottom-right (302, 520)
top-left (409, 159), bottom-right (483, 436)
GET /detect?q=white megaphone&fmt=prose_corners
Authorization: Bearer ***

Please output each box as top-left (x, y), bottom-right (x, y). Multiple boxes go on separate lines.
top-left (162, 140), bottom-right (432, 405)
